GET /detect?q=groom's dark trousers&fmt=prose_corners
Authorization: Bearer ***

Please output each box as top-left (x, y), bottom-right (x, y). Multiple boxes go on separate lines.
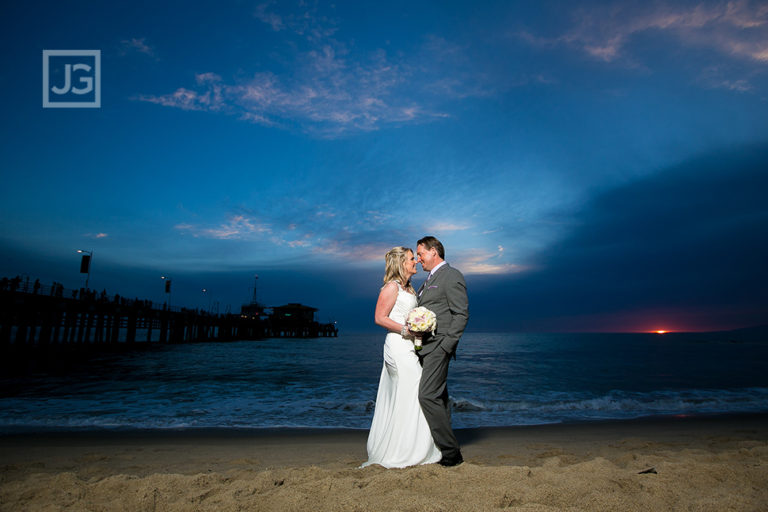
top-left (417, 263), bottom-right (469, 461)
top-left (419, 348), bottom-right (460, 459)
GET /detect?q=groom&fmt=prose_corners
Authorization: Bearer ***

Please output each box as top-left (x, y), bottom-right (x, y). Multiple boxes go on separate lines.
top-left (415, 236), bottom-right (469, 466)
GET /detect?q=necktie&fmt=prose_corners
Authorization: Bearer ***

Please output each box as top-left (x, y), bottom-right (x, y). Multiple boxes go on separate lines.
top-left (418, 273), bottom-right (432, 297)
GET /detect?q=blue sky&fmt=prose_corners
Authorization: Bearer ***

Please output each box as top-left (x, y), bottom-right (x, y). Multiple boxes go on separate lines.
top-left (1, 0), bottom-right (767, 331)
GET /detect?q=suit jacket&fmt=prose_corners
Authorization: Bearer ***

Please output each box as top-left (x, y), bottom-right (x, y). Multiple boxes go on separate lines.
top-left (417, 263), bottom-right (469, 356)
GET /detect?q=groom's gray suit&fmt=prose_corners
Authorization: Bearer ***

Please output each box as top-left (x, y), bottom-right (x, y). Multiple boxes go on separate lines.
top-left (417, 263), bottom-right (469, 462)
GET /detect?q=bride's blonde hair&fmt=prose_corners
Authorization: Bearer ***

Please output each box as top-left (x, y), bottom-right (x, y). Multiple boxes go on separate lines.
top-left (382, 246), bottom-right (415, 293)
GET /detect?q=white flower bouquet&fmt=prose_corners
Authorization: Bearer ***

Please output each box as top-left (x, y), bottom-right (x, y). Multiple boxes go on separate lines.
top-left (406, 306), bottom-right (437, 351)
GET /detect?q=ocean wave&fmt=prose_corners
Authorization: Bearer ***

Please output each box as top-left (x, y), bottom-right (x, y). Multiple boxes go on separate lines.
top-left (447, 387), bottom-right (768, 426)
top-left (2, 387), bottom-right (766, 432)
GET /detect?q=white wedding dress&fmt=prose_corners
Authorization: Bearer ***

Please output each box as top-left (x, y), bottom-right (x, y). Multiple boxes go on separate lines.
top-left (361, 283), bottom-right (442, 468)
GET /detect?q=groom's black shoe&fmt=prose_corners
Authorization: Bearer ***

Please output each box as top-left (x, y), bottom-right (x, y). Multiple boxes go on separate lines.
top-left (438, 454), bottom-right (463, 467)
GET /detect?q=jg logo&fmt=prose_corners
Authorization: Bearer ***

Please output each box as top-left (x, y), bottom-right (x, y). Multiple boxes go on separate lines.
top-left (42, 50), bottom-right (101, 108)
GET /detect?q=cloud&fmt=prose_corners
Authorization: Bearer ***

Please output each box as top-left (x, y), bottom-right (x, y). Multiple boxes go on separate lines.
top-left (428, 222), bottom-right (471, 232)
top-left (522, 1), bottom-right (768, 65)
top-left (138, 73), bottom-right (225, 111)
top-left (139, 48), bottom-right (446, 135)
top-left (710, 78), bottom-right (753, 91)
top-left (471, 143), bottom-right (768, 330)
top-left (84, 232), bottom-right (108, 239)
top-left (254, 0), bottom-right (338, 41)
top-left (172, 206), bottom-right (413, 266)
top-left (136, 5), bottom-right (498, 136)
top-left (254, 2), bottom-right (285, 32)
top-left (364, 210), bottom-right (393, 226)
top-left (696, 63), bottom-right (759, 92)
top-left (167, 190), bottom-right (524, 274)
top-left (454, 245), bottom-right (525, 275)
top-left (120, 37), bottom-right (157, 59)
top-left (311, 240), bottom-right (392, 262)
top-left (417, 35), bottom-right (500, 99)
top-left (175, 214), bottom-right (271, 240)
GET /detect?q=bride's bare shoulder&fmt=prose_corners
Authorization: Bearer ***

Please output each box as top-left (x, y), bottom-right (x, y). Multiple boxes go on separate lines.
top-left (380, 281), bottom-right (400, 292)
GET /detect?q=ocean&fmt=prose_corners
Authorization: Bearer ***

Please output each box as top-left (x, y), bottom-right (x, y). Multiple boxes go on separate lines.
top-left (1, 332), bottom-right (767, 432)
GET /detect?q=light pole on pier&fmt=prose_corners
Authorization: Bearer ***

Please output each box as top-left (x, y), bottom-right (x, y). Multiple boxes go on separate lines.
top-left (77, 249), bottom-right (93, 289)
top-left (202, 287), bottom-right (212, 313)
top-left (251, 274), bottom-right (259, 304)
top-left (161, 275), bottom-right (172, 309)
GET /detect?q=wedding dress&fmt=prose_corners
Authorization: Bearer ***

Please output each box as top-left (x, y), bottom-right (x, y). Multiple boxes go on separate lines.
top-left (361, 282), bottom-right (442, 468)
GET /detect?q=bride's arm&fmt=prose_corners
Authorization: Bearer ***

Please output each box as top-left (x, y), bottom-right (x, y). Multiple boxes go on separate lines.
top-left (374, 282), bottom-right (410, 335)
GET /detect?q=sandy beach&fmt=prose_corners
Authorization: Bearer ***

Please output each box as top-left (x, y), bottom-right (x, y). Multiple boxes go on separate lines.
top-left (1, 414), bottom-right (766, 511)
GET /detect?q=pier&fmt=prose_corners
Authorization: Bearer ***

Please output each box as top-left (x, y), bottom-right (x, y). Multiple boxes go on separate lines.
top-left (0, 277), bottom-right (338, 358)
top-left (259, 303), bottom-right (339, 338)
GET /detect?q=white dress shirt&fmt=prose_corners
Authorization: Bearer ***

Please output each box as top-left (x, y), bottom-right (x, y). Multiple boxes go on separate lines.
top-left (427, 260), bottom-right (447, 281)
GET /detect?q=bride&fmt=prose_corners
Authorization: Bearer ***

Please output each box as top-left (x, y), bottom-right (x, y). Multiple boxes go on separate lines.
top-left (361, 246), bottom-right (441, 468)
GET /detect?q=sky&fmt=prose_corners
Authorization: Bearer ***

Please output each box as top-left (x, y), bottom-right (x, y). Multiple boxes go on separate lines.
top-left (1, 0), bottom-right (767, 332)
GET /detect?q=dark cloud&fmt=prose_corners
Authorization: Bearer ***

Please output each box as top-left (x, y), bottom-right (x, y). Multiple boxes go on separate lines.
top-left (467, 143), bottom-right (768, 331)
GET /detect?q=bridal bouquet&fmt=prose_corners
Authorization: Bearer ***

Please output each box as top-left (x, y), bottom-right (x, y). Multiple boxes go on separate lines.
top-left (406, 306), bottom-right (437, 351)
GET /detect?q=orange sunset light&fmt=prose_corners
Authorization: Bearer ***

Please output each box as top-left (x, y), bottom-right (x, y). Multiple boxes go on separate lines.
top-left (655, 330), bottom-right (668, 334)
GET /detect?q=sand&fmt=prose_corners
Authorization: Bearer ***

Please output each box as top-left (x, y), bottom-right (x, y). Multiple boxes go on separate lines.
top-left (1, 414), bottom-right (767, 511)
